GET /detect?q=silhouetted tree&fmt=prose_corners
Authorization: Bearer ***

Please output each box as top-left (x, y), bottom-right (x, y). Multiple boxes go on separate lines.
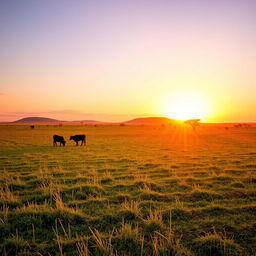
top-left (184, 119), bottom-right (200, 131)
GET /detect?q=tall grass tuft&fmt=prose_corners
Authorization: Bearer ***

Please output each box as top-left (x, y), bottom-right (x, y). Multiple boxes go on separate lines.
top-left (121, 199), bottom-right (140, 216)
top-left (0, 184), bottom-right (19, 202)
top-left (112, 222), bottom-right (143, 255)
top-left (152, 228), bottom-right (194, 256)
top-left (193, 233), bottom-right (243, 256)
top-left (89, 227), bottom-right (114, 255)
top-left (143, 209), bottom-right (164, 236)
top-left (0, 204), bottom-right (9, 223)
top-left (54, 191), bottom-right (65, 211)
top-left (76, 239), bottom-right (89, 256)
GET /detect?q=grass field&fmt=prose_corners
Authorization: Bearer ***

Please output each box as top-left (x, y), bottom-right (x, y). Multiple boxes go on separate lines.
top-left (0, 124), bottom-right (255, 256)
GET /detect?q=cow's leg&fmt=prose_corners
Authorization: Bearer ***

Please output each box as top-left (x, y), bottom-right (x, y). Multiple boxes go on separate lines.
top-left (76, 141), bottom-right (78, 146)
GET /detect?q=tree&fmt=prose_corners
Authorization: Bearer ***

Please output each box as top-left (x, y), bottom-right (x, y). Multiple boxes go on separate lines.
top-left (184, 119), bottom-right (200, 131)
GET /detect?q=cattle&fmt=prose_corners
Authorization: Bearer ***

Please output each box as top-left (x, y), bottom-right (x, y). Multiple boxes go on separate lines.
top-left (53, 135), bottom-right (66, 146)
top-left (30, 125), bottom-right (35, 129)
top-left (70, 134), bottom-right (86, 146)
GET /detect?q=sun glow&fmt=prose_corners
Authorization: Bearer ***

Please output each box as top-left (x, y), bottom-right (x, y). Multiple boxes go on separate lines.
top-left (163, 90), bottom-right (210, 121)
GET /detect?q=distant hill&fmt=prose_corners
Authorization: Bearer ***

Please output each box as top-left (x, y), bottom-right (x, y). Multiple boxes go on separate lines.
top-left (123, 117), bottom-right (176, 125)
top-left (13, 117), bottom-right (64, 123)
top-left (7, 116), bottom-right (256, 126)
top-left (70, 120), bottom-right (107, 124)
top-left (12, 117), bottom-right (108, 125)
top-left (12, 116), bottom-right (177, 125)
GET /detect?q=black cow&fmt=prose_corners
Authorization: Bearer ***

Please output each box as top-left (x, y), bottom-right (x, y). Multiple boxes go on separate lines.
top-left (53, 135), bottom-right (66, 146)
top-left (70, 134), bottom-right (86, 146)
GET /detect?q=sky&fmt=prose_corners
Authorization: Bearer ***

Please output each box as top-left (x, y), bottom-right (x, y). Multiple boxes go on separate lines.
top-left (0, 0), bottom-right (255, 122)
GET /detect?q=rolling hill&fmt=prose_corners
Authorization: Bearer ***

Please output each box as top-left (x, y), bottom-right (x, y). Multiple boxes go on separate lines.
top-left (12, 116), bottom-right (177, 125)
top-left (13, 117), bottom-right (64, 123)
top-left (122, 117), bottom-right (176, 125)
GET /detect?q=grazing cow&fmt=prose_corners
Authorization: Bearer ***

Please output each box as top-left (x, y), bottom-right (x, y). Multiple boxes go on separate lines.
top-left (70, 134), bottom-right (86, 146)
top-left (53, 135), bottom-right (66, 146)
top-left (30, 125), bottom-right (35, 129)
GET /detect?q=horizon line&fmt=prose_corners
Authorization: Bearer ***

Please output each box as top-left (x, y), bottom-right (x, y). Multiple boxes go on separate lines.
top-left (0, 115), bottom-right (255, 124)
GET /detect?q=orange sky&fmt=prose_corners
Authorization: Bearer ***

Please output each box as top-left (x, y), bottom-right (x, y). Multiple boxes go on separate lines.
top-left (0, 1), bottom-right (255, 122)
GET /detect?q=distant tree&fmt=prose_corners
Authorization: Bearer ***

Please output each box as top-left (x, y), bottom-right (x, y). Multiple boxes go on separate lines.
top-left (242, 123), bottom-right (250, 129)
top-left (184, 119), bottom-right (200, 131)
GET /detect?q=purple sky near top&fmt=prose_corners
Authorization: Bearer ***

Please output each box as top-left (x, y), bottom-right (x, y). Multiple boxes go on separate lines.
top-left (0, 0), bottom-right (255, 122)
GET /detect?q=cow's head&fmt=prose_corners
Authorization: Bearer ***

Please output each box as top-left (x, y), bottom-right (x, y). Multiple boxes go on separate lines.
top-left (69, 136), bottom-right (74, 140)
top-left (62, 140), bottom-right (66, 146)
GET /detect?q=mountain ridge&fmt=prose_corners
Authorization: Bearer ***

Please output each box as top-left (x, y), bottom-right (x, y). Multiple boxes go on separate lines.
top-left (12, 116), bottom-right (175, 125)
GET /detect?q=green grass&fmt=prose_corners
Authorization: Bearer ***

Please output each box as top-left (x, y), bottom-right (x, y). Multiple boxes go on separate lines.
top-left (0, 124), bottom-right (255, 255)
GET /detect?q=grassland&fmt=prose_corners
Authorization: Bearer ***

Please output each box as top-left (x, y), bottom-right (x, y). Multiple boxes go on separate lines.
top-left (0, 124), bottom-right (255, 255)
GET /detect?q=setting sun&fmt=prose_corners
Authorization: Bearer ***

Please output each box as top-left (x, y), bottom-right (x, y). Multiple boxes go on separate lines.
top-left (0, 1), bottom-right (256, 255)
top-left (163, 90), bottom-right (210, 121)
